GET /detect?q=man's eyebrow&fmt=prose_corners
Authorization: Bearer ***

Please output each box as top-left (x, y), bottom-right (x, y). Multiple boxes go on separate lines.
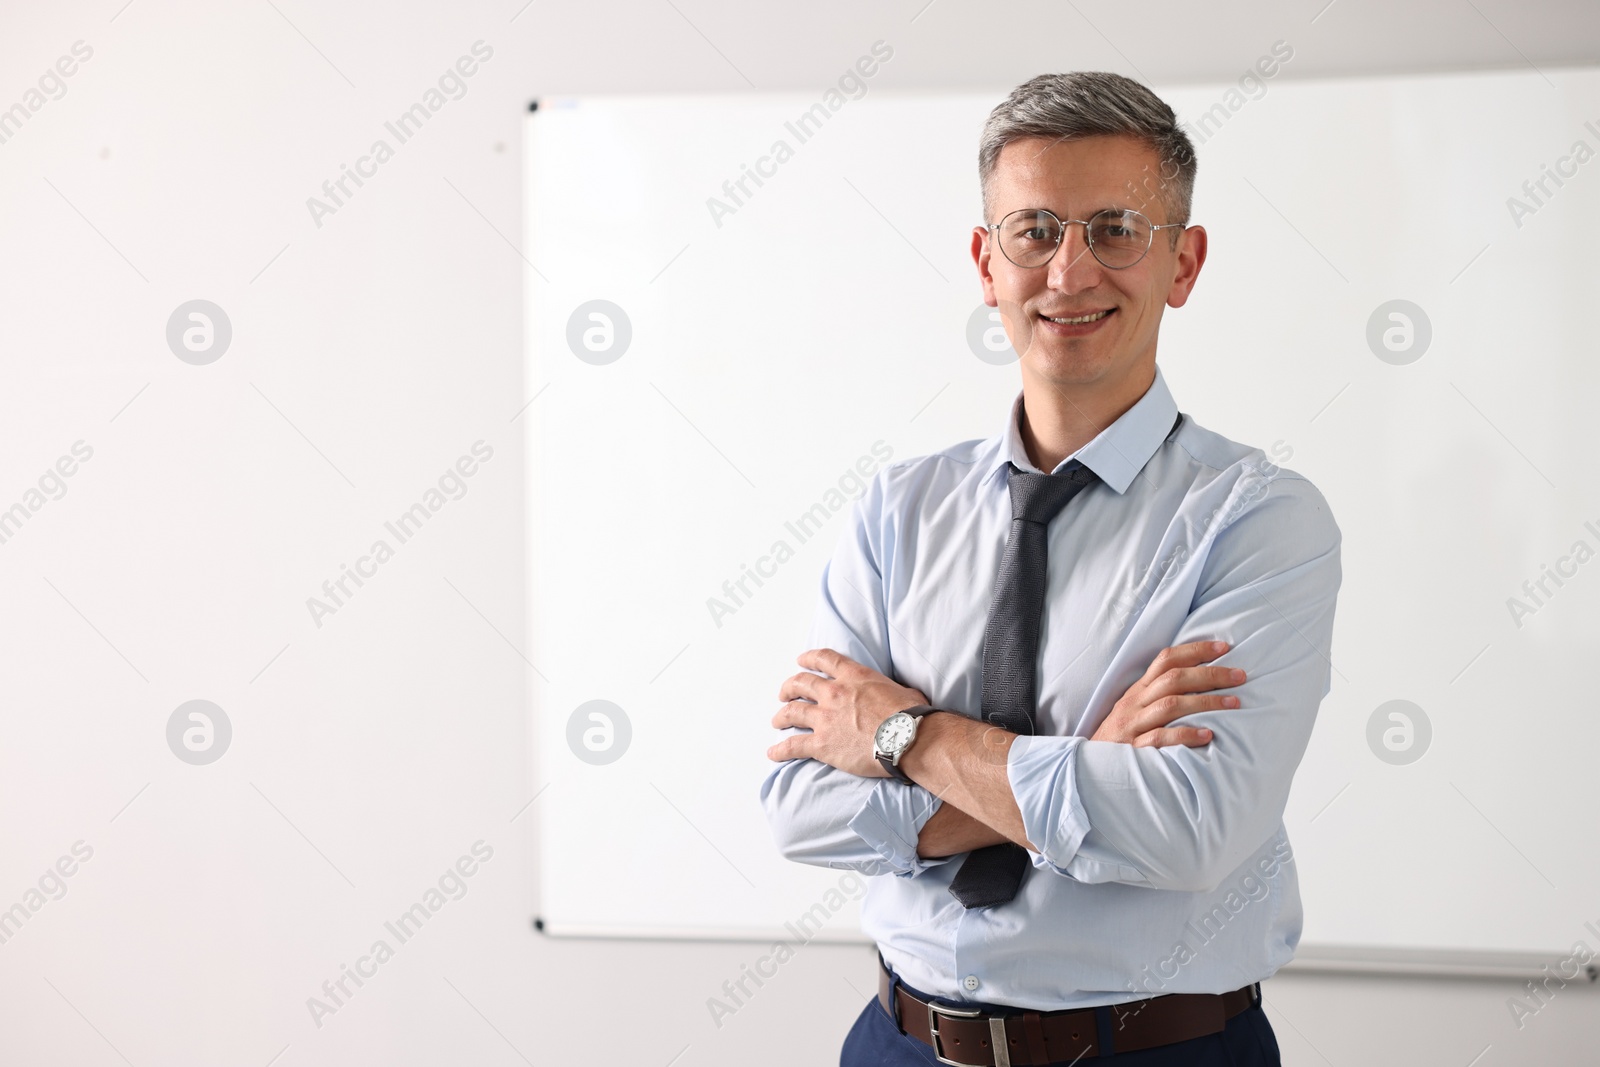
top-left (1004, 202), bottom-right (1138, 217)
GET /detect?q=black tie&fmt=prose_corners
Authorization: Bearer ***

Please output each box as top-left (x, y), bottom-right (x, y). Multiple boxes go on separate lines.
top-left (947, 459), bottom-right (1100, 909)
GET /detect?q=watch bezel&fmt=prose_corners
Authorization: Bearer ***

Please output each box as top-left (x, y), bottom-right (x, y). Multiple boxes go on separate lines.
top-left (873, 711), bottom-right (917, 757)
top-left (874, 704), bottom-right (937, 782)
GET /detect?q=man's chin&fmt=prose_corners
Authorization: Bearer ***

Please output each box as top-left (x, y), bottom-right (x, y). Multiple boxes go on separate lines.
top-left (1021, 342), bottom-right (1116, 381)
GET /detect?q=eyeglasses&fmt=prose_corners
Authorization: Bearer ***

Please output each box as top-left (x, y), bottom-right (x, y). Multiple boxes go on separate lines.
top-left (986, 207), bottom-right (1184, 270)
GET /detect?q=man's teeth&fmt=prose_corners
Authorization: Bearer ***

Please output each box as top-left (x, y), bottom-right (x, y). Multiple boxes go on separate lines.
top-left (1043, 310), bottom-right (1112, 324)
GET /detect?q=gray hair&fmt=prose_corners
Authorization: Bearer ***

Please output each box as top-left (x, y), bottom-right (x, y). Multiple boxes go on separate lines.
top-left (978, 72), bottom-right (1197, 236)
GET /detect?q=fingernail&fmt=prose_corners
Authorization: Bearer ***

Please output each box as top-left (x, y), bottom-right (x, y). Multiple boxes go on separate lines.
top-left (1230, 669), bottom-right (1245, 683)
top-left (1225, 697), bottom-right (1240, 707)
top-left (1212, 641), bottom-right (1227, 652)
top-left (1200, 729), bottom-right (1213, 738)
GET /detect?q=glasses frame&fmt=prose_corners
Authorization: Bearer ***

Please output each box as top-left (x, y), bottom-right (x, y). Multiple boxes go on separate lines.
top-left (985, 206), bottom-right (1186, 270)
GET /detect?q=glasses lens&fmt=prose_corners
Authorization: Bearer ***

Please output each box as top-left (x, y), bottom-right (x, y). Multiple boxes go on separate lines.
top-left (997, 210), bottom-right (1062, 267)
top-left (1088, 209), bottom-right (1152, 268)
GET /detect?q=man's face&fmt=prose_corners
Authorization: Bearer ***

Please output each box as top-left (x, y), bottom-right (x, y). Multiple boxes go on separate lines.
top-left (972, 134), bottom-right (1206, 392)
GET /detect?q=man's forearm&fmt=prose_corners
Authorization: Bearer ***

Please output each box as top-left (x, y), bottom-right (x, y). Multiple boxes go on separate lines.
top-left (899, 711), bottom-right (1032, 850)
top-left (916, 801), bottom-right (1012, 857)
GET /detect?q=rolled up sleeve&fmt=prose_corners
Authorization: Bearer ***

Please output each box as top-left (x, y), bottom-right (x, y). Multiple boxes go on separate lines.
top-left (849, 777), bottom-right (954, 877)
top-left (1006, 733), bottom-right (1100, 876)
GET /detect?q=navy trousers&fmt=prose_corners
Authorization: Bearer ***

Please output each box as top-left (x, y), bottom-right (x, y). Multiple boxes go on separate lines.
top-left (841, 970), bottom-right (1282, 1067)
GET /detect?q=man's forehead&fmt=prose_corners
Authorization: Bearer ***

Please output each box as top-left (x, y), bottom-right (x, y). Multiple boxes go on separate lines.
top-left (996, 134), bottom-right (1156, 181)
top-left (991, 134), bottom-right (1163, 210)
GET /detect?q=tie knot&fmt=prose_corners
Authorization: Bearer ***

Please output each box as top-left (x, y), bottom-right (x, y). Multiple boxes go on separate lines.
top-left (1007, 462), bottom-right (1097, 524)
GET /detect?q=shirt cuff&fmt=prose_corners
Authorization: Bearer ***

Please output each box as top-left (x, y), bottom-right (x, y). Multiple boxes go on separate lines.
top-left (847, 777), bottom-right (952, 878)
top-left (1007, 734), bottom-right (1092, 874)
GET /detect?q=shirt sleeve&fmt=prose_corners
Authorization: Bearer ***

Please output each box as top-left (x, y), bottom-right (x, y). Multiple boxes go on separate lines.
top-left (1005, 469), bottom-right (1343, 893)
top-left (758, 465), bottom-right (955, 879)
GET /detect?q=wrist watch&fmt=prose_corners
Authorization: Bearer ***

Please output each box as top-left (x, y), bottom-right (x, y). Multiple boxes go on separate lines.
top-left (873, 704), bottom-right (938, 784)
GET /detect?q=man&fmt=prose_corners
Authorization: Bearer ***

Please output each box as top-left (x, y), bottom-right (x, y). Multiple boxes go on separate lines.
top-left (759, 71), bottom-right (1341, 1066)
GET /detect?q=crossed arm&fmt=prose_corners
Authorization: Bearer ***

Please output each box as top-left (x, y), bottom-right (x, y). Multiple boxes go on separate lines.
top-left (766, 641), bottom-right (1244, 860)
top-left (759, 472), bottom-right (1342, 892)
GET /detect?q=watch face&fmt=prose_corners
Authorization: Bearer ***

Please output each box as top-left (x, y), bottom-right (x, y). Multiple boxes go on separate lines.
top-left (876, 712), bottom-right (915, 752)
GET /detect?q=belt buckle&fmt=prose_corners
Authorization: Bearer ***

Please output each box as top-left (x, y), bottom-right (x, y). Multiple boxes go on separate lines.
top-left (927, 1000), bottom-right (986, 1067)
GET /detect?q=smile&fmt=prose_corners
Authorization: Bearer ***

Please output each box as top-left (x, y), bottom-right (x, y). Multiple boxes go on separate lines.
top-left (1041, 309), bottom-right (1113, 324)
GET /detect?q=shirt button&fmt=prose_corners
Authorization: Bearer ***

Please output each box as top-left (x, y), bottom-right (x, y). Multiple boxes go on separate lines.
top-left (963, 975), bottom-right (980, 991)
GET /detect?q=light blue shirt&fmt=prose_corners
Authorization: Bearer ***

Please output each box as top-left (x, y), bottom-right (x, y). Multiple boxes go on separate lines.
top-left (759, 363), bottom-right (1342, 1010)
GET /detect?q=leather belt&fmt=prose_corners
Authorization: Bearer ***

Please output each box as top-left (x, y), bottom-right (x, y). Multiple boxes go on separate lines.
top-left (877, 955), bottom-right (1259, 1065)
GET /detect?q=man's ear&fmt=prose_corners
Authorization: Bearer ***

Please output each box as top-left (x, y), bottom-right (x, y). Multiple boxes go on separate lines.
top-left (1166, 224), bottom-right (1207, 309)
top-left (972, 225), bottom-right (998, 306)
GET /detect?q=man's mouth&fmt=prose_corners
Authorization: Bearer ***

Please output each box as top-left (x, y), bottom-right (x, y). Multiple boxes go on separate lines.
top-left (1040, 308), bottom-right (1114, 325)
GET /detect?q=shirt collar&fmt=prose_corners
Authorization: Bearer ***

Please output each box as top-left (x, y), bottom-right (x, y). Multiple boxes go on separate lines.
top-left (981, 363), bottom-right (1180, 495)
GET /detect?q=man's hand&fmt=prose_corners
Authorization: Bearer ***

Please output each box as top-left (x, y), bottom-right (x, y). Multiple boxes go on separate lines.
top-left (766, 649), bottom-right (928, 778)
top-left (1091, 640), bottom-right (1244, 747)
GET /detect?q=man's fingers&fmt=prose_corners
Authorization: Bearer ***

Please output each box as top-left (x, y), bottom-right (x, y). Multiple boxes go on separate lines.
top-left (770, 700), bottom-right (816, 731)
top-left (1138, 640), bottom-right (1229, 686)
top-left (1146, 664), bottom-right (1246, 702)
top-left (1131, 692), bottom-right (1238, 733)
top-left (796, 647), bottom-right (859, 678)
top-left (1132, 725), bottom-right (1215, 749)
top-left (766, 734), bottom-right (811, 761)
top-left (777, 671), bottom-right (828, 704)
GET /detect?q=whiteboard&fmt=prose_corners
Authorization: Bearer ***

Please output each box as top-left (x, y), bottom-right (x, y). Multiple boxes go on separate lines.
top-left (526, 67), bottom-right (1600, 964)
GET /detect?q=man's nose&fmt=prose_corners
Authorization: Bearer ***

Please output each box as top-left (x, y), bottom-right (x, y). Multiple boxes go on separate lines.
top-left (1046, 222), bottom-right (1102, 291)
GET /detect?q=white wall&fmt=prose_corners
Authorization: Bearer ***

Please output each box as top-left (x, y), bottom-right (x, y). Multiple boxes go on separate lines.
top-left (0, 1), bottom-right (1594, 1063)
